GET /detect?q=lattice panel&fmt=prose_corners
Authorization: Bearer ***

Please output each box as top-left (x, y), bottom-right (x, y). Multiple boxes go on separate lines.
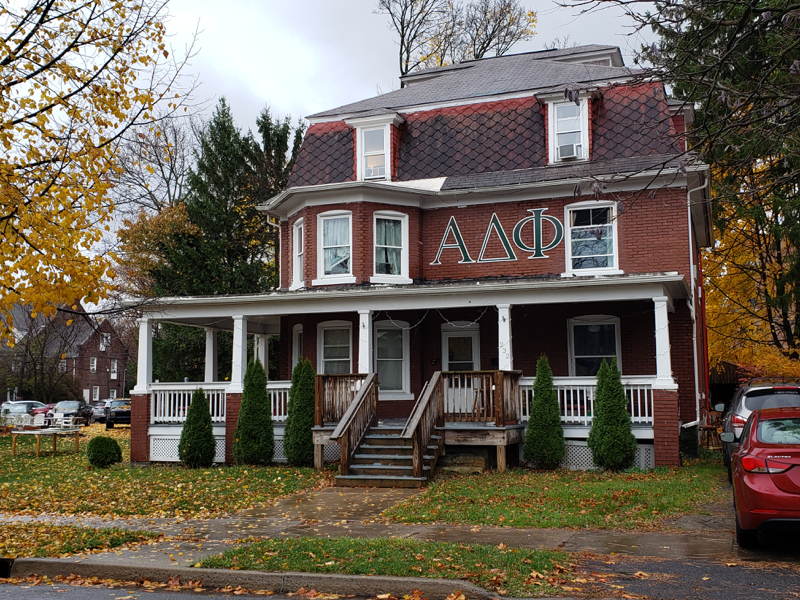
top-left (324, 444), bottom-right (341, 462)
top-left (273, 438), bottom-right (286, 463)
top-left (519, 441), bottom-right (657, 471)
top-left (150, 436), bottom-right (225, 464)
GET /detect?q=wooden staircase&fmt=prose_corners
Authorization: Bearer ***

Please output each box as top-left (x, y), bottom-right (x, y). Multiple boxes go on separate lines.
top-left (335, 422), bottom-right (442, 487)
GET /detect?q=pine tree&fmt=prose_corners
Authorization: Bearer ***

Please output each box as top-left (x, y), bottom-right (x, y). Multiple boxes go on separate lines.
top-left (587, 360), bottom-right (637, 471)
top-left (233, 359), bottom-right (275, 465)
top-left (284, 357), bottom-right (316, 467)
top-left (178, 388), bottom-right (216, 468)
top-left (523, 354), bottom-right (565, 470)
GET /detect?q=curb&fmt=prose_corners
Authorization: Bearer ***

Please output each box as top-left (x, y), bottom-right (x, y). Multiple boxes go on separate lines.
top-left (10, 558), bottom-right (498, 600)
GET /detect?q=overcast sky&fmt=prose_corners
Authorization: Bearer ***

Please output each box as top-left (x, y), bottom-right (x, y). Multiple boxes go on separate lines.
top-left (166, 0), bottom-right (655, 132)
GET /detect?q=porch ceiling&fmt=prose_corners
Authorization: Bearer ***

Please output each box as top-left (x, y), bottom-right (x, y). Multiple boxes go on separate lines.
top-left (129, 272), bottom-right (689, 322)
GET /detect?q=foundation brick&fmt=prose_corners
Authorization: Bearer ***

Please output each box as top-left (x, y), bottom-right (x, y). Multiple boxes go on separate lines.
top-left (130, 394), bottom-right (150, 463)
top-left (225, 393), bottom-right (242, 464)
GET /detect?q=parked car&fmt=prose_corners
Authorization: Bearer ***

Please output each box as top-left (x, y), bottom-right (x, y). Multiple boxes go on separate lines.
top-left (717, 379), bottom-right (800, 482)
top-left (1, 400), bottom-right (46, 416)
top-left (47, 400), bottom-right (93, 425)
top-left (91, 399), bottom-right (114, 423)
top-left (32, 403), bottom-right (56, 417)
top-left (105, 399), bottom-right (131, 429)
top-left (722, 407), bottom-right (800, 548)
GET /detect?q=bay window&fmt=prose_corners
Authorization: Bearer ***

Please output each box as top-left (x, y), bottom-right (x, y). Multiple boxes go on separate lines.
top-left (314, 211), bottom-right (355, 285)
top-left (291, 218), bottom-right (304, 289)
top-left (372, 211), bottom-right (411, 284)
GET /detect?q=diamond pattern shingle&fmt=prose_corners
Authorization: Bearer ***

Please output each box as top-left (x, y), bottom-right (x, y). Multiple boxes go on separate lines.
top-left (287, 121), bottom-right (354, 188)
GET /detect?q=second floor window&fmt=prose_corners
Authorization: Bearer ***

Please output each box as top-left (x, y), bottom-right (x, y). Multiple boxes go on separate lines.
top-left (566, 202), bottom-right (619, 274)
top-left (322, 215), bottom-right (351, 276)
top-left (292, 219), bottom-right (304, 288)
top-left (89, 357), bottom-right (97, 373)
top-left (362, 128), bottom-right (386, 180)
top-left (375, 218), bottom-right (402, 275)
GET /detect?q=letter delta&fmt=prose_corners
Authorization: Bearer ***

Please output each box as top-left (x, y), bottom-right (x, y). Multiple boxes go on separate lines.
top-left (431, 209), bottom-right (564, 265)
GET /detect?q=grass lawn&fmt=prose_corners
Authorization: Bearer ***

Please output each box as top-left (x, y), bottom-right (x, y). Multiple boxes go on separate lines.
top-left (200, 537), bottom-right (569, 597)
top-left (0, 424), bottom-right (324, 518)
top-left (0, 522), bottom-right (156, 558)
top-left (382, 459), bottom-right (728, 530)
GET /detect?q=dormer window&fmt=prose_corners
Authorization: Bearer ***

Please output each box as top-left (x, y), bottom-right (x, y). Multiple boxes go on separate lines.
top-left (363, 128), bottom-right (386, 179)
top-left (548, 99), bottom-right (589, 164)
top-left (345, 113), bottom-right (404, 182)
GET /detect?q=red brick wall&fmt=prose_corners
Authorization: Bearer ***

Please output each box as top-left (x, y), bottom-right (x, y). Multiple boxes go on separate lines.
top-left (73, 323), bottom-right (130, 400)
top-left (653, 389), bottom-right (680, 465)
top-left (130, 393), bottom-right (149, 463)
top-left (225, 392), bottom-right (242, 464)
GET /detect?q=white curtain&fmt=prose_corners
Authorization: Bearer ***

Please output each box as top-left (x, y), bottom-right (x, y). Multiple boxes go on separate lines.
top-left (375, 218), bottom-right (402, 275)
top-left (324, 217), bottom-right (350, 274)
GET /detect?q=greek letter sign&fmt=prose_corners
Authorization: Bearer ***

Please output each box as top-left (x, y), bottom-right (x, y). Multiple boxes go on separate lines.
top-left (430, 209), bottom-right (564, 265)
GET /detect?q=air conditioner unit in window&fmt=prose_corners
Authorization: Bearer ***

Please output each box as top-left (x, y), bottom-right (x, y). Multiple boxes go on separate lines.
top-left (559, 144), bottom-right (578, 160)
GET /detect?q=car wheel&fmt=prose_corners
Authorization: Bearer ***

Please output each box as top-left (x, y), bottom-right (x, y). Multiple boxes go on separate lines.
top-left (735, 514), bottom-right (758, 549)
top-left (89, 415), bottom-right (95, 425)
top-left (106, 421), bottom-right (114, 429)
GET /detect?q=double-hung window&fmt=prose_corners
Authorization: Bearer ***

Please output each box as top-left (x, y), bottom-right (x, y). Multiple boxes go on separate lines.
top-left (110, 359), bottom-right (118, 380)
top-left (59, 359), bottom-right (67, 373)
top-left (564, 201), bottom-right (621, 275)
top-left (92, 386), bottom-right (100, 402)
top-left (363, 128), bottom-right (386, 180)
top-left (291, 218), bottom-right (304, 289)
top-left (568, 316), bottom-right (621, 376)
top-left (372, 211), bottom-right (411, 284)
top-left (89, 357), bottom-right (97, 373)
top-left (548, 99), bottom-right (589, 163)
top-left (374, 321), bottom-right (411, 399)
top-left (346, 114), bottom-right (402, 182)
top-left (318, 321), bottom-right (352, 375)
top-left (314, 211), bottom-right (355, 285)
top-left (100, 333), bottom-right (110, 351)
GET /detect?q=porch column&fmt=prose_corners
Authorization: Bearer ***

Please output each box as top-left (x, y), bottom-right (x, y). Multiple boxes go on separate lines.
top-left (231, 315), bottom-right (248, 392)
top-left (358, 310), bottom-right (373, 374)
top-left (254, 334), bottom-right (268, 372)
top-left (133, 318), bottom-right (152, 394)
top-left (497, 304), bottom-right (513, 371)
top-left (653, 296), bottom-right (674, 387)
top-left (204, 328), bottom-right (218, 383)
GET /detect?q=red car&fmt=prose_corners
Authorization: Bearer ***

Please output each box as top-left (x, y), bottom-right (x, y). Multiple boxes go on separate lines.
top-left (33, 403), bottom-right (55, 416)
top-left (724, 407), bottom-right (800, 548)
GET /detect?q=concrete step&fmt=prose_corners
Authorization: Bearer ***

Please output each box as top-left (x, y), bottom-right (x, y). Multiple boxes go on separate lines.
top-left (334, 474), bottom-right (428, 488)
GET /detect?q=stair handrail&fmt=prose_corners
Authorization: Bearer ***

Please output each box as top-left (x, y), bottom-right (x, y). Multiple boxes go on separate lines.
top-left (400, 371), bottom-right (444, 478)
top-left (328, 372), bottom-right (378, 476)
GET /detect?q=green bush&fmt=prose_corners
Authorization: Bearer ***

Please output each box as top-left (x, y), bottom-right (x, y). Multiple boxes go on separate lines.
top-left (86, 436), bottom-right (123, 468)
top-left (233, 359), bottom-right (275, 465)
top-left (587, 359), bottom-right (637, 471)
top-left (284, 357), bottom-right (316, 467)
top-left (523, 354), bottom-right (565, 469)
top-left (179, 388), bottom-right (216, 468)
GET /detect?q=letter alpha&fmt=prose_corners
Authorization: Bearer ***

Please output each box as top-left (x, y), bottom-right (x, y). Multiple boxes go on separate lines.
top-left (431, 216), bottom-right (474, 265)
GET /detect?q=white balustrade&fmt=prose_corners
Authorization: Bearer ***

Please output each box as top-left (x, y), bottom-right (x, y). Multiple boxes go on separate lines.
top-left (267, 381), bottom-right (291, 422)
top-left (519, 376), bottom-right (654, 426)
top-left (151, 384), bottom-right (227, 423)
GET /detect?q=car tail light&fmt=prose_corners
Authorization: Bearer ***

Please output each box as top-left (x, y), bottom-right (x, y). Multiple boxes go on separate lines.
top-left (741, 455), bottom-right (791, 473)
top-left (731, 414), bottom-right (747, 427)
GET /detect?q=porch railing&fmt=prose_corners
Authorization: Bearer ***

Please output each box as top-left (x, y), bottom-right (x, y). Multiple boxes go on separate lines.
top-left (315, 374), bottom-right (368, 427)
top-left (267, 380), bottom-right (291, 422)
top-left (329, 373), bottom-right (378, 475)
top-left (519, 376), bottom-right (655, 426)
top-left (401, 371), bottom-right (445, 477)
top-left (442, 370), bottom-right (521, 426)
top-left (150, 384), bottom-right (227, 424)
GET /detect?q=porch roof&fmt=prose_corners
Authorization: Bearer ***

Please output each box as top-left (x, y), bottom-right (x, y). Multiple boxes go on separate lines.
top-left (124, 272), bottom-right (688, 331)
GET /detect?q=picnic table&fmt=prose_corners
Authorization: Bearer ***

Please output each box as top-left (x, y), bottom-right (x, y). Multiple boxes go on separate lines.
top-left (10, 427), bottom-right (81, 457)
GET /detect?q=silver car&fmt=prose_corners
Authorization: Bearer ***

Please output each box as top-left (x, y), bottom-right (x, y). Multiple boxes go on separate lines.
top-left (91, 399), bottom-right (114, 423)
top-left (717, 379), bottom-right (800, 481)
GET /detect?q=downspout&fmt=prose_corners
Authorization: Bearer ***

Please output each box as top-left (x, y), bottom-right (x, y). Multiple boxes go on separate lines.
top-left (682, 176), bottom-right (708, 429)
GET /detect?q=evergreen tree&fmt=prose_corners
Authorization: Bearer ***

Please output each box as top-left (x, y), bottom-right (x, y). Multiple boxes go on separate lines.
top-left (284, 357), bottom-right (316, 467)
top-left (233, 359), bottom-right (275, 465)
top-left (178, 388), bottom-right (216, 468)
top-left (587, 360), bottom-right (637, 471)
top-left (523, 354), bottom-right (565, 470)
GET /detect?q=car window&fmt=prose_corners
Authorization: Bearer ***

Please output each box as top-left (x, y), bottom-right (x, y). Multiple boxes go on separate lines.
top-left (7, 404), bottom-right (28, 413)
top-left (758, 418), bottom-right (800, 444)
top-left (111, 401), bottom-right (131, 409)
top-left (743, 391), bottom-right (800, 411)
top-left (55, 401), bottom-right (79, 410)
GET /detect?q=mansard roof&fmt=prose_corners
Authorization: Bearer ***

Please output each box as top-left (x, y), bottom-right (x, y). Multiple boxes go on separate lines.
top-left (309, 45), bottom-right (634, 121)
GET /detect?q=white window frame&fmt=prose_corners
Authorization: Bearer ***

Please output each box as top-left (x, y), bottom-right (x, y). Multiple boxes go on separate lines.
top-left (89, 357), bottom-right (97, 373)
top-left (292, 324), bottom-right (304, 371)
top-left (110, 359), bottom-right (118, 380)
top-left (567, 315), bottom-right (622, 377)
top-left (548, 98), bottom-right (590, 164)
top-left (110, 389), bottom-right (117, 400)
top-left (317, 320), bottom-right (353, 375)
top-left (371, 211), bottom-right (412, 284)
top-left (563, 200), bottom-right (623, 276)
top-left (92, 386), bottom-right (100, 402)
top-left (290, 218), bottom-right (305, 290)
top-left (374, 320), bottom-right (412, 400)
top-left (313, 210), bottom-right (356, 286)
top-left (345, 114), bottom-right (403, 182)
top-left (441, 322), bottom-right (481, 371)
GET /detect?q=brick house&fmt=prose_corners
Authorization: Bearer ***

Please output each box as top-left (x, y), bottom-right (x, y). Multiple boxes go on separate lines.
top-left (129, 45), bottom-right (712, 483)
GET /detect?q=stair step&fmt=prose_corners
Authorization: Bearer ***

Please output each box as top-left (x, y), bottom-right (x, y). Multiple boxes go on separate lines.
top-left (352, 454), bottom-right (435, 466)
top-left (335, 474), bottom-right (427, 488)
top-left (362, 435), bottom-right (412, 446)
top-left (349, 464), bottom-right (431, 477)
top-left (358, 444), bottom-right (415, 455)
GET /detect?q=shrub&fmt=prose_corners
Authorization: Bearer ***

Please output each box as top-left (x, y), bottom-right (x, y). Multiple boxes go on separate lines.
top-left (86, 436), bottom-right (122, 468)
top-left (587, 359), bottom-right (637, 471)
top-left (284, 357), bottom-right (316, 467)
top-left (178, 388), bottom-right (216, 468)
top-left (523, 354), bottom-right (565, 469)
top-left (233, 359), bottom-right (275, 465)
